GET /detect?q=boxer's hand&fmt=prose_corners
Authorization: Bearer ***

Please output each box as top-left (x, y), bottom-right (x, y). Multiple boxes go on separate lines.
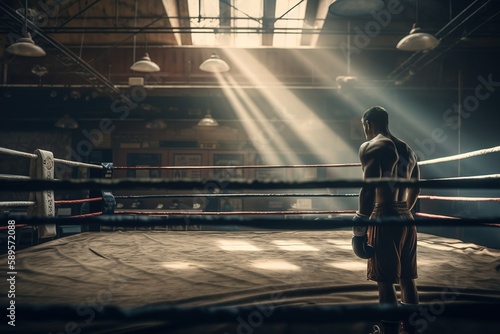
top-left (352, 212), bottom-right (368, 236)
top-left (352, 212), bottom-right (375, 259)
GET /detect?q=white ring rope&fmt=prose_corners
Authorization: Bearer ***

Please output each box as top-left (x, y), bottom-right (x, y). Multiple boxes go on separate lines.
top-left (0, 201), bottom-right (36, 207)
top-left (1, 147), bottom-right (102, 170)
top-left (114, 146), bottom-right (500, 170)
top-left (113, 146), bottom-right (500, 170)
top-left (422, 173), bottom-right (500, 181)
top-left (0, 147), bottom-right (38, 159)
top-left (418, 145), bottom-right (500, 166)
top-left (113, 163), bottom-right (361, 170)
top-left (53, 158), bottom-right (103, 169)
top-left (0, 174), bottom-right (31, 180)
top-left (2, 146), bottom-right (499, 172)
top-left (419, 195), bottom-right (500, 202)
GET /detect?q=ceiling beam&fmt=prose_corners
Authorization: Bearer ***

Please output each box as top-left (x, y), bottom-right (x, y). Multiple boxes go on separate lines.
top-left (162, 0), bottom-right (182, 45)
top-left (263, 0), bottom-right (276, 46)
top-left (177, 0), bottom-right (193, 45)
top-left (219, 0), bottom-right (231, 45)
top-left (301, 0), bottom-right (330, 46)
top-left (301, 0), bottom-right (319, 46)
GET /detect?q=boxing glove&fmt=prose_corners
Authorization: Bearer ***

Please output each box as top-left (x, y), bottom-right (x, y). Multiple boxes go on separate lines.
top-left (352, 212), bottom-right (375, 259)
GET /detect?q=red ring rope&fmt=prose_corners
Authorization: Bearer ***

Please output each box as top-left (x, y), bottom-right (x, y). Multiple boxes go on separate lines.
top-left (0, 224), bottom-right (29, 230)
top-left (55, 197), bottom-right (103, 205)
top-left (112, 163), bottom-right (361, 170)
top-left (114, 210), bottom-right (356, 215)
top-left (418, 195), bottom-right (500, 202)
top-left (69, 212), bottom-right (103, 219)
top-left (415, 212), bottom-right (460, 220)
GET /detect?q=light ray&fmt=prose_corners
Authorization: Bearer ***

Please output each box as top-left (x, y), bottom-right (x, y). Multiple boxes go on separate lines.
top-left (224, 48), bottom-right (354, 164)
top-left (251, 260), bottom-right (301, 271)
top-left (327, 261), bottom-right (366, 271)
top-left (217, 239), bottom-right (262, 251)
top-left (217, 72), bottom-right (298, 164)
top-left (161, 261), bottom-right (207, 270)
top-left (272, 239), bottom-right (320, 251)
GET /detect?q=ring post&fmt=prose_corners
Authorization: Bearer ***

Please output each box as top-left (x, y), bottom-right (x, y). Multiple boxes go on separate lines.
top-left (27, 149), bottom-right (57, 238)
top-left (89, 163), bottom-right (115, 230)
top-left (101, 190), bottom-right (116, 214)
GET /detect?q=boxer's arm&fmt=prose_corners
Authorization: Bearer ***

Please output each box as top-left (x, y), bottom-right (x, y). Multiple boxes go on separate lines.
top-left (407, 160), bottom-right (420, 211)
top-left (358, 142), bottom-right (380, 216)
top-left (352, 142), bottom-right (377, 259)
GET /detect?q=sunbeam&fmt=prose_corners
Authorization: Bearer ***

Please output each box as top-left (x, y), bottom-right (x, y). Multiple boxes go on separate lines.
top-left (223, 48), bottom-right (354, 164)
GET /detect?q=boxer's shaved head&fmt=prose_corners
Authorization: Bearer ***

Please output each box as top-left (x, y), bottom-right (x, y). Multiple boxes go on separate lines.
top-left (362, 106), bottom-right (389, 128)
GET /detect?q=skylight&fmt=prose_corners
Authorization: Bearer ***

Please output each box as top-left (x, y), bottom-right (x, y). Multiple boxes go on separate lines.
top-left (187, 0), bottom-right (309, 47)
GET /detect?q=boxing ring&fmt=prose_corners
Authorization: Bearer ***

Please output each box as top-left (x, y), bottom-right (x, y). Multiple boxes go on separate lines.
top-left (1, 146), bottom-right (500, 333)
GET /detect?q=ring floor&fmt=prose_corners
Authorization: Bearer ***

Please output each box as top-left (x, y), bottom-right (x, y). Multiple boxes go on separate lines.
top-left (1, 228), bottom-right (499, 333)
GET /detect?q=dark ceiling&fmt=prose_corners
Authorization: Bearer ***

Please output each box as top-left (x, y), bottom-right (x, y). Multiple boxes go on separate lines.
top-left (1, 0), bottom-right (500, 125)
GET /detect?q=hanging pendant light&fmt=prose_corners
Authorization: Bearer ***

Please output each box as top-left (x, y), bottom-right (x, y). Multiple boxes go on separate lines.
top-left (6, 1), bottom-right (46, 57)
top-left (197, 110), bottom-right (219, 127)
top-left (7, 33), bottom-right (46, 57)
top-left (55, 114), bottom-right (79, 129)
top-left (31, 65), bottom-right (48, 86)
top-left (199, 53), bottom-right (230, 73)
top-left (397, 0), bottom-right (439, 51)
top-left (397, 24), bottom-right (440, 51)
top-left (130, 0), bottom-right (160, 73)
top-left (329, 0), bottom-right (384, 17)
top-left (130, 52), bottom-right (160, 72)
top-left (145, 118), bottom-right (167, 129)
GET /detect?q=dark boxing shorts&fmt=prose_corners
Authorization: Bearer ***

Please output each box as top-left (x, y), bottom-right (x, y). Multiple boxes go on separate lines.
top-left (367, 201), bottom-right (417, 283)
